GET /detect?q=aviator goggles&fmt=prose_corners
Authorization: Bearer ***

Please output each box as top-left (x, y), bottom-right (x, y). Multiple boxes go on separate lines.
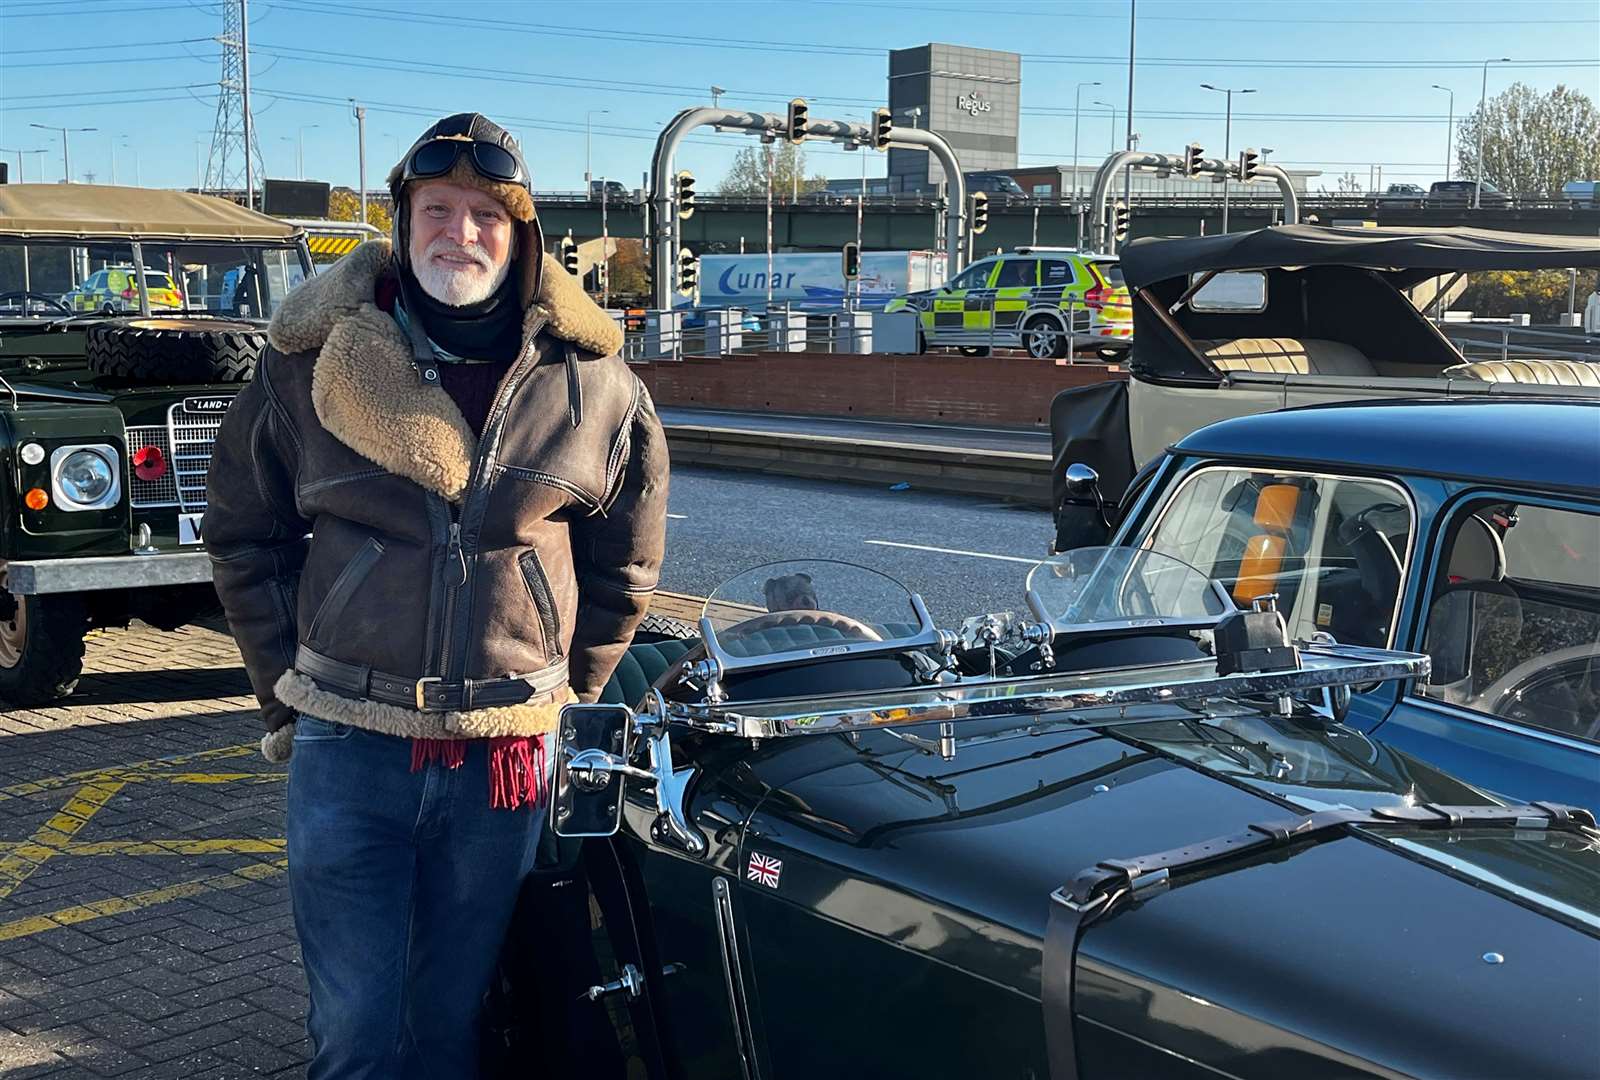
top-left (400, 138), bottom-right (527, 187)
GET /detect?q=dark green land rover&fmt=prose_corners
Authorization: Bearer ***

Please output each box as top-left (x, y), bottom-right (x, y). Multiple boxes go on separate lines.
top-left (0, 183), bottom-right (313, 705)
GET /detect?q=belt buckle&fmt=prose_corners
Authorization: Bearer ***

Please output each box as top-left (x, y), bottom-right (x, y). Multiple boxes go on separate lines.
top-left (415, 676), bottom-right (442, 710)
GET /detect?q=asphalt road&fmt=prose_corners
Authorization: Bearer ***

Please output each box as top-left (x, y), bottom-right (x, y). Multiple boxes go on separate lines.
top-left (657, 406), bottom-right (1050, 456)
top-left (660, 465), bottom-right (1053, 627)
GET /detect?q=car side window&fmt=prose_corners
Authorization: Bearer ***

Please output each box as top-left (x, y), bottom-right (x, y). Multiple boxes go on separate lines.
top-left (945, 264), bottom-right (991, 291)
top-left (995, 259), bottom-right (1036, 289)
top-left (1417, 501), bottom-right (1600, 744)
top-left (1140, 467), bottom-right (1412, 648)
top-left (1041, 260), bottom-right (1076, 287)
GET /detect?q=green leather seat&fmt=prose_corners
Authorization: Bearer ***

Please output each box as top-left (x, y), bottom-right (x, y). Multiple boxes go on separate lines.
top-left (600, 638), bottom-right (697, 706)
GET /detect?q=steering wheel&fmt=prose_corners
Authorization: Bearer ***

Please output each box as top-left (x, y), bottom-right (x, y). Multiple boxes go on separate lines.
top-left (722, 609), bottom-right (884, 643)
top-left (0, 291), bottom-right (70, 315)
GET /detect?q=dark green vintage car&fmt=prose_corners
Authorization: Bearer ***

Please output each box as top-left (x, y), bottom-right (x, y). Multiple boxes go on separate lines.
top-left (0, 183), bottom-right (312, 705)
top-left (486, 551), bottom-right (1600, 1080)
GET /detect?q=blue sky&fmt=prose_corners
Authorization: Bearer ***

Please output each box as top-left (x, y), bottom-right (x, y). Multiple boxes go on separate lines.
top-left (2, 0), bottom-right (1597, 193)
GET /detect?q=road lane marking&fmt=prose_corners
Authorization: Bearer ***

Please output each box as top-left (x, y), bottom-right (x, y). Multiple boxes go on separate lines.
top-left (666, 513), bottom-right (687, 520)
top-left (864, 540), bottom-right (1038, 564)
top-left (0, 838), bottom-right (286, 857)
top-left (0, 858), bottom-right (288, 943)
top-left (0, 744), bottom-right (257, 804)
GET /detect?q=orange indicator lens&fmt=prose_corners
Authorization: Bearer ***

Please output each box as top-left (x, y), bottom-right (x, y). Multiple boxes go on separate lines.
top-left (24, 488), bottom-right (49, 511)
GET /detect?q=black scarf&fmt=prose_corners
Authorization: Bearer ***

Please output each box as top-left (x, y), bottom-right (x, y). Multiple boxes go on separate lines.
top-left (400, 265), bottom-right (523, 363)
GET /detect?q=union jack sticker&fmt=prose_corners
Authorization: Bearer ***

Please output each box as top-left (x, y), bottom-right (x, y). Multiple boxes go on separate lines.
top-left (747, 852), bottom-right (783, 889)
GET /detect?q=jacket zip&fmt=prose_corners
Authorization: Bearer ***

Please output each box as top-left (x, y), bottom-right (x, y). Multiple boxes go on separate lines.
top-left (436, 316), bottom-right (549, 685)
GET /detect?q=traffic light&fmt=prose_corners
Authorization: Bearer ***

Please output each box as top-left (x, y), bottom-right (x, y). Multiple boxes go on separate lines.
top-left (842, 242), bottom-right (860, 280)
top-left (969, 191), bottom-right (989, 235)
top-left (787, 98), bottom-right (809, 144)
top-left (675, 170), bottom-right (696, 221)
top-left (1111, 200), bottom-right (1130, 244)
top-left (675, 246), bottom-right (698, 297)
top-left (871, 107), bottom-right (893, 151)
top-left (594, 258), bottom-right (609, 292)
top-left (1238, 148), bottom-right (1260, 182)
top-left (1183, 142), bottom-right (1204, 178)
top-left (560, 234), bottom-right (579, 276)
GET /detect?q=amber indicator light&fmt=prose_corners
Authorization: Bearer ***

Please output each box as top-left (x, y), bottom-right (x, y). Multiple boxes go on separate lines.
top-left (24, 488), bottom-right (49, 511)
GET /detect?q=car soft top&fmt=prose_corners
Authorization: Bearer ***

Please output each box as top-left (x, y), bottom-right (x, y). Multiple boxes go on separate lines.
top-left (1120, 223), bottom-right (1600, 290)
top-left (0, 183), bottom-right (303, 244)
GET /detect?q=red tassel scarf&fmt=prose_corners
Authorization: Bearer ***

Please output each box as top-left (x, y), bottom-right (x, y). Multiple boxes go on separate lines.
top-left (409, 735), bottom-right (548, 810)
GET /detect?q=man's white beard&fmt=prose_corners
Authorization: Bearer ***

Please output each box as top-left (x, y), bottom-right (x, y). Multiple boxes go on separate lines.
top-left (410, 235), bottom-right (512, 306)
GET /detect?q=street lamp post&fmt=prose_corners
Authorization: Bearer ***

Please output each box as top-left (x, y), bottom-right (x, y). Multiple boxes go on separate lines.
top-left (1072, 80), bottom-right (1101, 202)
top-left (710, 85), bottom-right (726, 109)
top-left (1200, 83), bottom-right (1255, 232)
top-left (30, 124), bottom-right (96, 184)
top-left (585, 109), bottom-right (610, 190)
top-left (294, 124), bottom-right (319, 180)
top-left (1475, 58), bottom-right (1509, 210)
top-left (1430, 84), bottom-right (1455, 182)
top-left (0, 148), bottom-right (48, 183)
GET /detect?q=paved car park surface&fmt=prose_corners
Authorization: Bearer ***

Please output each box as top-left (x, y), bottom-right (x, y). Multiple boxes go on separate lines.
top-left (0, 467), bottom-right (1048, 1078)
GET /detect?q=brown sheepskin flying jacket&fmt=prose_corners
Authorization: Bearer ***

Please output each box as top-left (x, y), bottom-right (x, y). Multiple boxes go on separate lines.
top-left (205, 240), bottom-right (668, 762)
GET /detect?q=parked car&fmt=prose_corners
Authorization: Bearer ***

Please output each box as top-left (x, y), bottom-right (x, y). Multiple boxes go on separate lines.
top-left (1428, 179), bottom-right (1513, 208)
top-left (885, 247), bottom-right (1131, 358)
top-left (62, 265), bottom-right (184, 313)
top-left (1056, 398), bottom-right (1600, 811)
top-left (484, 548), bottom-right (1600, 1078)
top-left (1048, 224), bottom-right (1600, 487)
top-left (589, 179), bottom-right (629, 202)
top-left (1377, 182), bottom-right (1426, 208)
top-left (0, 182), bottom-right (310, 705)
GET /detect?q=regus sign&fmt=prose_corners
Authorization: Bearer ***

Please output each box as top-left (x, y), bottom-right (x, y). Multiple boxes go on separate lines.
top-left (956, 92), bottom-right (992, 117)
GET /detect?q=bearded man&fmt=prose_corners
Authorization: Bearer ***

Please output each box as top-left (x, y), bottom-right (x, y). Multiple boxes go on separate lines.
top-left (206, 113), bottom-right (667, 1078)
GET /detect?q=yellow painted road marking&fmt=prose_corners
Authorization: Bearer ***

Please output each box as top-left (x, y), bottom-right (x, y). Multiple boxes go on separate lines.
top-left (0, 858), bottom-right (288, 942)
top-left (0, 838), bottom-right (286, 857)
top-left (0, 779), bottom-right (128, 899)
top-left (0, 744), bottom-right (257, 803)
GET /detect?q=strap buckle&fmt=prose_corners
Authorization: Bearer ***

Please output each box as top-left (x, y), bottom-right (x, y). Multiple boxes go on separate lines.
top-left (415, 676), bottom-right (442, 710)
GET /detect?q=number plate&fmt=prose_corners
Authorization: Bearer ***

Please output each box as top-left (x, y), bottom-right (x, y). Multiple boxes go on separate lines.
top-left (178, 513), bottom-right (205, 545)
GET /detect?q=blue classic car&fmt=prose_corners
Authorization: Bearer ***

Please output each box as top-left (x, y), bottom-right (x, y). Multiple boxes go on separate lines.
top-left (1064, 398), bottom-right (1600, 810)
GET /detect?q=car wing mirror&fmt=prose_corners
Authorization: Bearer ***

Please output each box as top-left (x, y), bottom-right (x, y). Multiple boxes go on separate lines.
top-left (551, 703), bottom-right (640, 839)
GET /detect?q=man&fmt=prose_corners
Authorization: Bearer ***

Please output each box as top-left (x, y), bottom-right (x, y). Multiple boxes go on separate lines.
top-left (206, 113), bottom-right (667, 1078)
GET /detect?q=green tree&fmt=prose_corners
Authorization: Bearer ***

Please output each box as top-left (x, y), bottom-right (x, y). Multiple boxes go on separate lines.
top-left (1457, 268), bottom-right (1599, 323)
top-left (718, 142), bottom-right (828, 196)
top-left (328, 187), bottom-right (393, 234)
top-left (1456, 82), bottom-right (1600, 196)
top-left (606, 239), bottom-right (650, 297)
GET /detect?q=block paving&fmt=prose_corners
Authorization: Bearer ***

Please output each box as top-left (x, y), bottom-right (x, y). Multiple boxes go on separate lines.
top-left (0, 618), bottom-right (308, 1078)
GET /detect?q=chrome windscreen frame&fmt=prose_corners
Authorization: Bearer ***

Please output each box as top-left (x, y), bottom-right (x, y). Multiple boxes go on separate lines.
top-left (683, 592), bottom-right (956, 703)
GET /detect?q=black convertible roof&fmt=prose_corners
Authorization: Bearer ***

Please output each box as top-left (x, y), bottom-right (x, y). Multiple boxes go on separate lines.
top-left (1120, 224), bottom-right (1600, 289)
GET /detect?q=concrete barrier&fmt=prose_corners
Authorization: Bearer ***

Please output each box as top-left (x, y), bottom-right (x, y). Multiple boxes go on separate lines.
top-left (662, 422), bottom-right (1051, 507)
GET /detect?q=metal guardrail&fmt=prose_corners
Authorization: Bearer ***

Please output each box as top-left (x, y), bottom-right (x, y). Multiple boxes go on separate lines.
top-left (1435, 320), bottom-right (1600, 364)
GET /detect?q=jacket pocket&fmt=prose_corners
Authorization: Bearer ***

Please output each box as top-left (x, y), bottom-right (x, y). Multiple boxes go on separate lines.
top-left (306, 537), bottom-right (385, 647)
top-left (517, 549), bottom-right (564, 660)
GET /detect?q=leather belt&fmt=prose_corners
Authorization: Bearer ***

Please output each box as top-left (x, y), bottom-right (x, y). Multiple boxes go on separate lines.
top-left (295, 644), bottom-right (569, 712)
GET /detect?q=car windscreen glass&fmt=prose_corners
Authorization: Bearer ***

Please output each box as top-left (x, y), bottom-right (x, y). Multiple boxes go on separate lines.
top-left (1093, 261), bottom-right (1125, 288)
top-left (701, 559), bottom-right (921, 660)
top-left (0, 242), bottom-right (138, 316)
top-left (1418, 501), bottom-right (1600, 744)
top-left (1139, 467), bottom-right (1413, 648)
top-left (1189, 270), bottom-right (1266, 311)
top-left (945, 263), bottom-right (990, 291)
top-left (1027, 546), bottom-right (1231, 630)
top-left (138, 242), bottom-right (297, 318)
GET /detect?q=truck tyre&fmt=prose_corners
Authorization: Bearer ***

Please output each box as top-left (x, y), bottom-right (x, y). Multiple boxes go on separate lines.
top-left (0, 570), bottom-right (88, 706)
top-left (1024, 315), bottom-right (1069, 360)
top-left (84, 318), bottom-right (266, 384)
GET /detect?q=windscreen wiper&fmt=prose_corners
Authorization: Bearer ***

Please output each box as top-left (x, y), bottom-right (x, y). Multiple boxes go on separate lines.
top-left (1041, 801), bottom-right (1597, 1080)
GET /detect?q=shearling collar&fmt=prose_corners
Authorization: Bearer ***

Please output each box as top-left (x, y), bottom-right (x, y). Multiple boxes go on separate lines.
top-left (266, 241), bottom-right (624, 503)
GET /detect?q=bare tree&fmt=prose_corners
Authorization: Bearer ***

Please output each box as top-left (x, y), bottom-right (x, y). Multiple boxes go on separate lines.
top-left (718, 142), bottom-right (828, 196)
top-left (1457, 82), bottom-right (1600, 196)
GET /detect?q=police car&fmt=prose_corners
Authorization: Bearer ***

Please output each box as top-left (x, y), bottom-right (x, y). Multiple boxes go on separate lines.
top-left (885, 247), bottom-right (1132, 358)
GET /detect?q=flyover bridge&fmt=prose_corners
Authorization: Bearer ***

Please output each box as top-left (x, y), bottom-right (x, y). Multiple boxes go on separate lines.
top-left (537, 195), bottom-right (1600, 253)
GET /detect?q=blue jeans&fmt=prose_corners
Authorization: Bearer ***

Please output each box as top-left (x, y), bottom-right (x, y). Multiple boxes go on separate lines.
top-left (286, 715), bottom-right (544, 1080)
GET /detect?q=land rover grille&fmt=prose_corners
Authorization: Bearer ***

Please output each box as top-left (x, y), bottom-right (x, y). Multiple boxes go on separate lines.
top-left (124, 401), bottom-right (227, 512)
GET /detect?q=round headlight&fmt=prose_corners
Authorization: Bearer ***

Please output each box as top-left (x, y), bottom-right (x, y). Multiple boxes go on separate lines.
top-left (57, 449), bottom-right (115, 506)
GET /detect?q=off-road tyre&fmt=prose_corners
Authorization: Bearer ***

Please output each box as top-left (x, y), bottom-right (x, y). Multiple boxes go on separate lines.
top-left (0, 575), bottom-right (88, 706)
top-left (84, 317), bottom-right (266, 384)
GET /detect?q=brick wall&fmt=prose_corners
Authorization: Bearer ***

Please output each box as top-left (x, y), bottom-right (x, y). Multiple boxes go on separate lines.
top-left (630, 352), bottom-right (1124, 427)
